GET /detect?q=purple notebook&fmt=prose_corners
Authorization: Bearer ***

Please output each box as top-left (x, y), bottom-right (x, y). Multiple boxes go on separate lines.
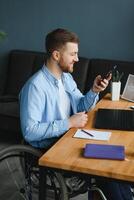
top-left (84, 144), bottom-right (125, 160)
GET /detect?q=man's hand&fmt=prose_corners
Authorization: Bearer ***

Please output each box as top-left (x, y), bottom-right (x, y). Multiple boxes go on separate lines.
top-left (92, 74), bottom-right (112, 93)
top-left (68, 112), bottom-right (88, 129)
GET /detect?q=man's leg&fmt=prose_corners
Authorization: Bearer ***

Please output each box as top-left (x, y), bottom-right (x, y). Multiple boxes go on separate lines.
top-left (96, 179), bottom-right (133, 200)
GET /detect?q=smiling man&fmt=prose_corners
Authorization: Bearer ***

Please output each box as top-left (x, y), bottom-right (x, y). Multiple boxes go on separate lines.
top-left (20, 28), bottom-right (109, 149)
top-left (19, 28), bottom-right (133, 199)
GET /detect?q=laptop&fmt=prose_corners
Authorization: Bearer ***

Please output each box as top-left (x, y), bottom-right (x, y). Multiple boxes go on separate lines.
top-left (95, 108), bottom-right (134, 131)
top-left (121, 74), bottom-right (134, 102)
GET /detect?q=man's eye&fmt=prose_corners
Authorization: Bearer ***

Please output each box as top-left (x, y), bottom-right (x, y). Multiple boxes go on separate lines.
top-left (71, 53), bottom-right (77, 56)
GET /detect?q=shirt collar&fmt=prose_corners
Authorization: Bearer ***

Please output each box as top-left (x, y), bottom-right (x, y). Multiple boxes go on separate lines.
top-left (42, 64), bottom-right (66, 86)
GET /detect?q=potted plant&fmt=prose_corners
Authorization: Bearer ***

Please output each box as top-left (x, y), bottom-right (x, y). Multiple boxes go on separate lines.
top-left (111, 66), bottom-right (124, 101)
top-left (0, 31), bottom-right (7, 42)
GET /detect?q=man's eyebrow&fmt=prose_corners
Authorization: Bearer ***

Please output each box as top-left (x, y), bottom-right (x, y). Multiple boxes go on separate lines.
top-left (71, 51), bottom-right (78, 54)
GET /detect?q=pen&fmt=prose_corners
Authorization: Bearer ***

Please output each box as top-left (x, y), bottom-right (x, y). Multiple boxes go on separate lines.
top-left (129, 106), bottom-right (134, 110)
top-left (81, 129), bottom-right (94, 137)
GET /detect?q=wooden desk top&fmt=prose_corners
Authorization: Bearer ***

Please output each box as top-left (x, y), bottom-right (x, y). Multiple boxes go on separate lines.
top-left (39, 94), bottom-right (134, 182)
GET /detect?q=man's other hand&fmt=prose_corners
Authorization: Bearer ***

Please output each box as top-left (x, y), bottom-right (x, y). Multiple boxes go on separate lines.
top-left (68, 112), bottom-right (88, 128)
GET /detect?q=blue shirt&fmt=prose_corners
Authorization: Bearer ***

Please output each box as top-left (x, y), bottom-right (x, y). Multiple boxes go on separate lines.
top-left (19, 65), bottom-right (99, 148)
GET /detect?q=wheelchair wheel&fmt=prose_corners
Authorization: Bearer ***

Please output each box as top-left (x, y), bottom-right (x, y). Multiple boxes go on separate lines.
top-left (0, 145), bottom-right (68, 200)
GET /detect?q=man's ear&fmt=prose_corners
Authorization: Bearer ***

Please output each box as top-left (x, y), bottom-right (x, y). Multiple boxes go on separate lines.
top-left (52, 50), bottom-right (60, 62)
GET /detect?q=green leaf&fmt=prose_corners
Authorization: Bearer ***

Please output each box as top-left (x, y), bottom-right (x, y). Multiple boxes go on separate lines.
top-left (112, 68), bottom-right (123, 82)
top-left (0, 31), bottom-right (7, 41)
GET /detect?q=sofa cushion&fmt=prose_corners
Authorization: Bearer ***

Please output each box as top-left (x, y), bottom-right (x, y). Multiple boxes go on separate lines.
top-left (72, 57), bottom-right (90, 93)
top-left (4, 50), bottom-right (46, 96)
top-left (4, 50), bottom-right (34, 95)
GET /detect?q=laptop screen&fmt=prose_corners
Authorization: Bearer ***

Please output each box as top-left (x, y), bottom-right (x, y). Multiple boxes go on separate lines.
top-left (121, 74), bottom-right (134, 102)
top-left (95, 108), bottom-right (134, 131)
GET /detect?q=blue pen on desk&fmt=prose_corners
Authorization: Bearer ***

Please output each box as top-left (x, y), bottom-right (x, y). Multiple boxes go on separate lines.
top-left (81, 129), bottom-right (94, 137)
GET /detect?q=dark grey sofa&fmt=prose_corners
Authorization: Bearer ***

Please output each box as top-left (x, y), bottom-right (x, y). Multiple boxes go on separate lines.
top-left (0, 50), bottom-right (90, 142)
top-left (0, 49), bottom-right (134, 143)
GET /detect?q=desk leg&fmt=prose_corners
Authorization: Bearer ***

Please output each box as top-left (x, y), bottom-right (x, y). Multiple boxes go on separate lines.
top-left (39, 166), bottom-right (47, 200)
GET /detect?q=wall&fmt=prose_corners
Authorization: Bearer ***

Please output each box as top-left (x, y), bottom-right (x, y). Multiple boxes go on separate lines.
top-left (0, 0), bottom-right (134, 93)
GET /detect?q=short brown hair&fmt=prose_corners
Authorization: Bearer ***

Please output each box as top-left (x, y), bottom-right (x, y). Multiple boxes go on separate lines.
top-left (45, 28), bottom-right (79, 57)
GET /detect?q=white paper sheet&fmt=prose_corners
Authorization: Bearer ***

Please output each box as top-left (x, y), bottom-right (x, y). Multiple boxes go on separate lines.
top-left (73, 129), bottom-right (111, 141)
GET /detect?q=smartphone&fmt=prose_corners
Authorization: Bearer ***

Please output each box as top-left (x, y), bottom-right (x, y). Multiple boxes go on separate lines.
top-left (102, 65), bottom-right (117, 80)
top-left (102, 70), bottom-right (112, 80)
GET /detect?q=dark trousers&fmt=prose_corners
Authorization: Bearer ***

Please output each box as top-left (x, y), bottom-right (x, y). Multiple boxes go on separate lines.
top-left (94, 180), bottom-right (133, 200)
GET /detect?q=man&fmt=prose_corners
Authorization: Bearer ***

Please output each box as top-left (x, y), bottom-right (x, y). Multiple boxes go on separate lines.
top-left (19, 28), bottom-right (109, 149)
top-left (19, 28), bottom-right (133, 199)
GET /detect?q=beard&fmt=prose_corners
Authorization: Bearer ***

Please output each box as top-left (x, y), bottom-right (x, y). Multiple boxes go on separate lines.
top-left (58, 62), bottom-right (74, 73)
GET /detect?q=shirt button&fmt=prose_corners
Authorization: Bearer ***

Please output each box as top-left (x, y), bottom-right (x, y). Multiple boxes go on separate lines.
top-left (55, 80), bottom-right (58, 86)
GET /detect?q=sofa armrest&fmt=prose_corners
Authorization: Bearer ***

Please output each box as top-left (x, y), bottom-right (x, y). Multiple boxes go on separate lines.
top-left (0, 95), bottom-right (18, 102)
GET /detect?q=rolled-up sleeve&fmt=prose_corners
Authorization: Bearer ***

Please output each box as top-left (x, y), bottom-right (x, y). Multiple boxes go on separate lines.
top-left (78, 89), bottom-right (99, 112)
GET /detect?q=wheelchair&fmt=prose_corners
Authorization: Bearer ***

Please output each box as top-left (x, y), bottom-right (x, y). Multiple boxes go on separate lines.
top-left (0, 144), bottom-right (107, 200)
top-left (0, 144), bottom-right (68, 200)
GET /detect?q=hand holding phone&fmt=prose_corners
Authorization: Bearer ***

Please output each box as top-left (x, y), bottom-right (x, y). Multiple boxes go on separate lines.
top-left (99, 71), bottom-right (112, 86)
top-left (101, 65), bottom-right (117, 81)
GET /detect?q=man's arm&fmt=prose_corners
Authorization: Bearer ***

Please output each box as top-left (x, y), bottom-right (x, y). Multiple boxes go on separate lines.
top-left (19, 83), bottom-right (69, 143)
top-left (77, 75), bottom-right (111, 112)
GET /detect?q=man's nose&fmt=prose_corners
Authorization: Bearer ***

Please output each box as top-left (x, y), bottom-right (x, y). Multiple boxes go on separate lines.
top-left (75, 55), bottom-right (79, 62)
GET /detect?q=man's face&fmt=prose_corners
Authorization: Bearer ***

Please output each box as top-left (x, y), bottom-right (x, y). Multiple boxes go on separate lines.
top-left (58, 42), bottom-right (79, 73)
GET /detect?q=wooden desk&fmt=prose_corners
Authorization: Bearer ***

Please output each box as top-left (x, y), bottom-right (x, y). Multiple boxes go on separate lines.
top-left (39, 94), bottom-right (134, 199)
